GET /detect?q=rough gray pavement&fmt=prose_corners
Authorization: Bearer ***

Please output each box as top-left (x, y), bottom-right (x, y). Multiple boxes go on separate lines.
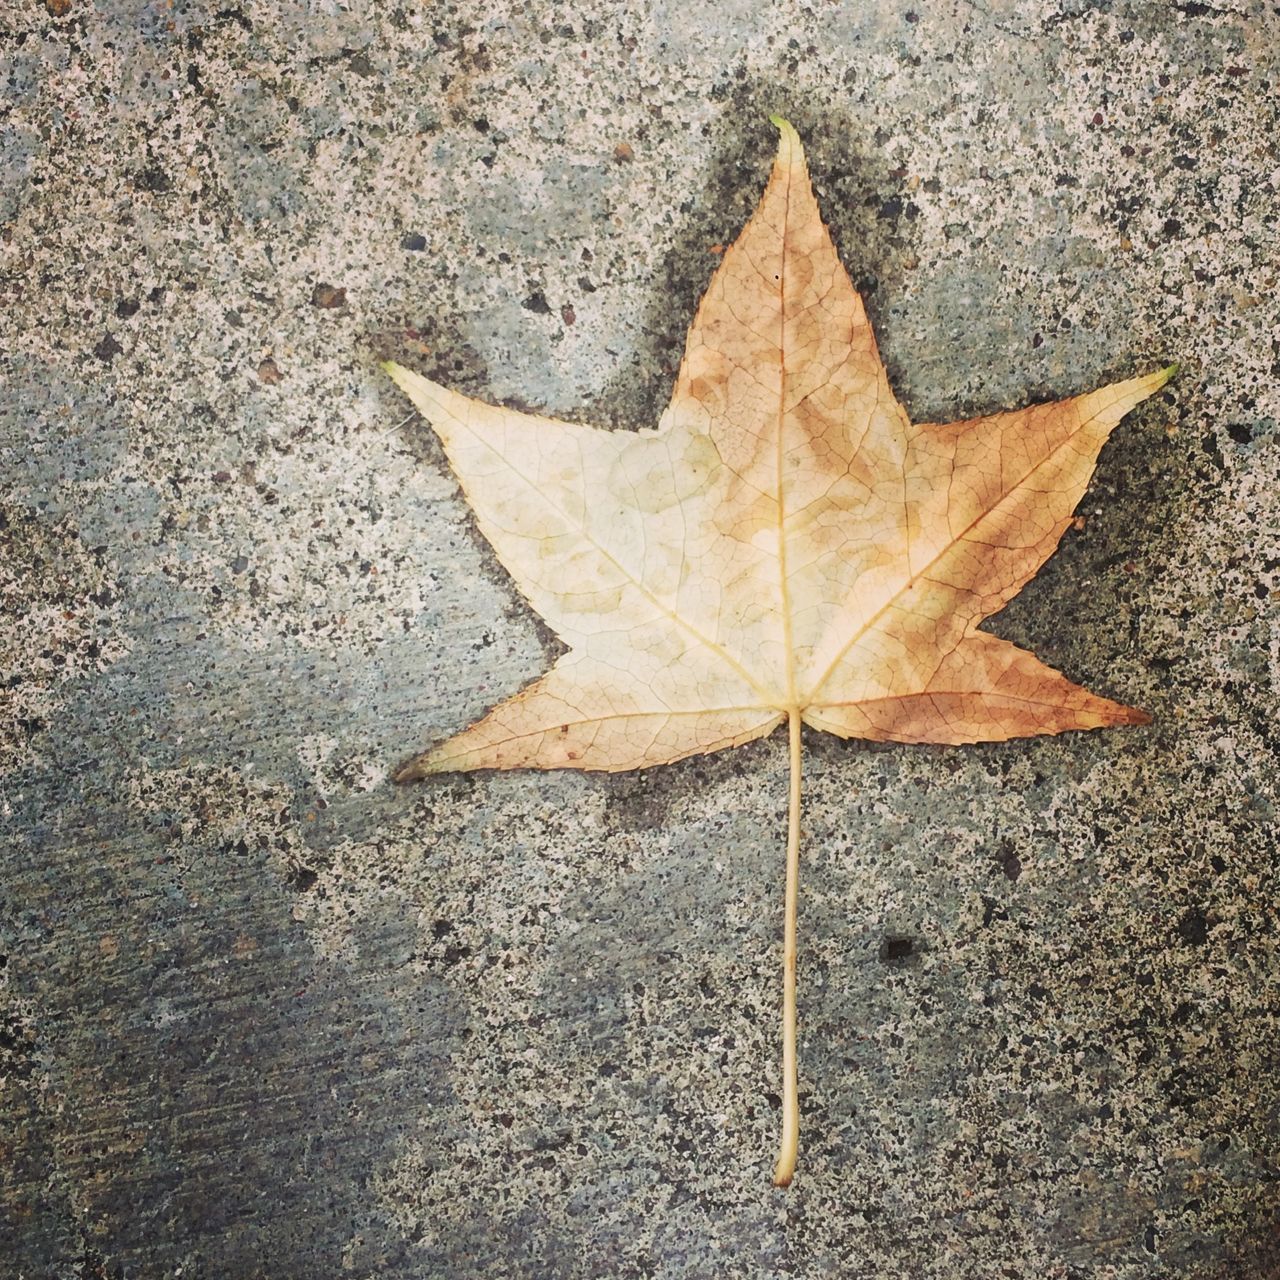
top-left (2, 1), bottom-right (1277, 1276)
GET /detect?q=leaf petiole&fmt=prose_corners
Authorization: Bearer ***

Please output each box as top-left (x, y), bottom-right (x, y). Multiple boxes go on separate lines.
top-left (773, 707), bottom-right (803, 1186)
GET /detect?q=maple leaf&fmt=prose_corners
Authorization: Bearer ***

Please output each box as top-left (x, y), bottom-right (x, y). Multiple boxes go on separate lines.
top-left (384, 118), bottom-right (1173, 1186)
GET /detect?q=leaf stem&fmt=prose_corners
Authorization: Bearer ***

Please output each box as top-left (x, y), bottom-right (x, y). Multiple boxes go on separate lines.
top-left (773, 707), bottom-right (803, 1186)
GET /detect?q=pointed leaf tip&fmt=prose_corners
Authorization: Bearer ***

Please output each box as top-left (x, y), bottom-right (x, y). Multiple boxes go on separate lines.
top-left (381, 359), bottom-right (419, 398)
top-left (1161, 361), bottom-right (1180, 383)
top-left (768, 114), bottom-right (795, 134)
top-left (395, 746), bottom-right (456, 781)
top-left (394, 758), bottom-right (428, 784)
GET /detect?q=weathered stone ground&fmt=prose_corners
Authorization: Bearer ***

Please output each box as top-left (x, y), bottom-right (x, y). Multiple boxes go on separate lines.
top-left (2, 1), bottom-right (1278, 1276)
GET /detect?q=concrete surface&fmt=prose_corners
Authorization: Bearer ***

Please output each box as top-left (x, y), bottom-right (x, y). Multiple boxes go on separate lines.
top-left (2, 1), bottom-right (1278, 1277)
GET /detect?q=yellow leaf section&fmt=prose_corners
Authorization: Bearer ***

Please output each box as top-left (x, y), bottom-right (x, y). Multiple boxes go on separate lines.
top-left (384, 365), bottom-right (783, 776)
top-left (386, 119), bottom-right (1173, 775)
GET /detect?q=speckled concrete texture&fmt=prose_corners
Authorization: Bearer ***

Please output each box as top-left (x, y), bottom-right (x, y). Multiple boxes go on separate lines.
top-left (2, 1), bottom-right (1278, 1277)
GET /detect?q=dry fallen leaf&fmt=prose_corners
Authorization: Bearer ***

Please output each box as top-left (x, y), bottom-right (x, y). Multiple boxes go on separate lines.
top-left (384, 117), bottom-right (1173, 1186)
